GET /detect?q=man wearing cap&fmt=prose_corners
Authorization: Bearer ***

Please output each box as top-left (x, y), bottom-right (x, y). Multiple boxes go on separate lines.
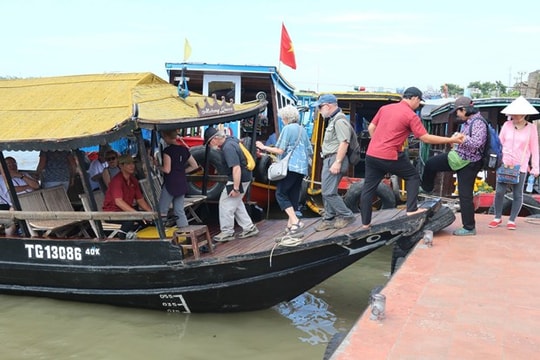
top-left (361, 87), bottom-right (464, 230)
top-left (103, 154), bottom-right (153, 238)
top-left (421, 96), bottom-right (487, 236)
top-left (313, 94), bottom-right (356, 231)
top-left (204, 127), bottom-right (259, 242)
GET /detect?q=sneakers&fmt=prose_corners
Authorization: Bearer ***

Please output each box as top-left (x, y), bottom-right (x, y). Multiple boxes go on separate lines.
top-left (452, 227), bottom-right (476, 236)
top-left (238, 225), bottom-right (259, 239)
top-left (315, 220), bottom-right (335, 232)
top-left (488, 219), bottom-right (502, 228)
top-left (334, 216), bottom-right (355, 229)
top-left (213, 232), bottom-right (235, 242)
top-left (507, 222), bottom-right (516, 230)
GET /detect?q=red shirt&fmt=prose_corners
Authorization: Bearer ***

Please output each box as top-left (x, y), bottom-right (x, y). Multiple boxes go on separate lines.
top-left (367, 100), bottom-right (427, 160)
top-left (102, 172), bottom-right (144, 211)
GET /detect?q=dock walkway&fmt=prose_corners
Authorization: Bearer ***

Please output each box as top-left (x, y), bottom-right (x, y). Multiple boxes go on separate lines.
top-left (330, 213), bottom-right (540, 359)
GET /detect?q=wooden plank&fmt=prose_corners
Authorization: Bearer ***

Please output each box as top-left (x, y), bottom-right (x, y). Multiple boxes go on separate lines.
top-left (0, 210), bottom-right (157, 221)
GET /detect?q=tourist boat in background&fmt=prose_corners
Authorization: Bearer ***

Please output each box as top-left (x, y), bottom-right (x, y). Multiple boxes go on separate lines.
top-left (164, 62), bottom-right (304, 208)
top-left (420, 97), bottom-right (540, 215)
top-left (0, 72), bottom-right (455, 312)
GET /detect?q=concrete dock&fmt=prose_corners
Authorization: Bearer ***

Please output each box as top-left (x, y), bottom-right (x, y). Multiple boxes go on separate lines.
top-left (330, 213), bottom-right (540, 359)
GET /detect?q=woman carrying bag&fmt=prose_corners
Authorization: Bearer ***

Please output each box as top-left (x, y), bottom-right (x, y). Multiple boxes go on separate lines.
top-left (489, 96), bottom-right (539, 230)
top-left (256, 105), bottom-right (313, 236)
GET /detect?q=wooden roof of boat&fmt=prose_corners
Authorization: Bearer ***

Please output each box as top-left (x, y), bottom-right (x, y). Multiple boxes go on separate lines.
top-left (0, 72), bottom-right (266, 151)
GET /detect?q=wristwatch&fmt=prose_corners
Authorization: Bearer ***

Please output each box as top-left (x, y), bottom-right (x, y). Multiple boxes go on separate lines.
top-left (233, 188), bottom-right (240, 193)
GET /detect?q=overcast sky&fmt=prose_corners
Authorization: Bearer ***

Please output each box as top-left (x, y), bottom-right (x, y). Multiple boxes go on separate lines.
top-left (2, 0), bottom-right (540, 94)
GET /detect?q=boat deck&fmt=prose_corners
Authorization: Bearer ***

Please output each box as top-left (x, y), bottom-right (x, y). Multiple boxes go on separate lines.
top-left (190, 206), bottom-right (410, 261)
top-left (329, 213), bottom-right (540, 359)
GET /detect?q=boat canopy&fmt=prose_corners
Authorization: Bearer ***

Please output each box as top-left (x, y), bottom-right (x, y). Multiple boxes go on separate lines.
top-left (0, 72), bottom-right (266, 151)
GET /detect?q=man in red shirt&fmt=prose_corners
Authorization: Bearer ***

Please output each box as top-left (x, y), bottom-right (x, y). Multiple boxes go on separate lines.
top-left (103, 154), bottom-right (152, 238)
top-left (360, 87), bottom-right (464, 228)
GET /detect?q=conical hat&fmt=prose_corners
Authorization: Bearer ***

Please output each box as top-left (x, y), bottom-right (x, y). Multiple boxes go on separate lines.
top-left (501, 96), bottom-right (539, 115)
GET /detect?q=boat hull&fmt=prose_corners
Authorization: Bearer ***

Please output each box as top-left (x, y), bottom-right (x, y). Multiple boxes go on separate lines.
top-left (0, 224), bottom-right (415, 312)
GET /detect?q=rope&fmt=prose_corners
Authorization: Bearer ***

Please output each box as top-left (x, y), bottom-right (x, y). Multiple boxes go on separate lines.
top-left (269, 234), bottom-right (303, 267)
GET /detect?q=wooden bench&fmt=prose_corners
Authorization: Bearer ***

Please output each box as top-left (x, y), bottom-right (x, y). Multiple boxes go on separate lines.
top-left (139, 177), bottom-right (206, 224)
top-left (79, 191), bottom-right (122, 238)
top-left (18, 186), bottom-right (89, 237)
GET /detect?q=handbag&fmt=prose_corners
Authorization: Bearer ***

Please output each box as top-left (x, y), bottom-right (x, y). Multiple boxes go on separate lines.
top-left (267, 126), bottom-right (302, 181)
top-left (268, 151), bottom-right (292, 181)
top-left (495, 125), bottom-right (531, 185)
top-left (496, 165), bottom-right (520, 184)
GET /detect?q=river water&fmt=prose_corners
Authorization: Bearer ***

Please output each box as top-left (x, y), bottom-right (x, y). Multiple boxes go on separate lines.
top-left (0, 247), bottom-right (393, 360)
top-left (1, 150), bottom-right (394, 359)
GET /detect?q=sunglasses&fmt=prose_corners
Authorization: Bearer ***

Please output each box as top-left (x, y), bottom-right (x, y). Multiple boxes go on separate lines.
top-left (318, 103), bottom-right (327, 109)
top-left (106, 157), bottom-right (117, 161)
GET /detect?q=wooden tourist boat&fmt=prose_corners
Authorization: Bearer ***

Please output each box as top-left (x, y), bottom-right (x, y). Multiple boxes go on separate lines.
top-left (0, 73), bottom-right (455, 312)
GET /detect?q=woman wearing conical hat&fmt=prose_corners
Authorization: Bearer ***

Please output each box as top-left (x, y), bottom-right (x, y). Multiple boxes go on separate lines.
top-left (489, 96), bottom-right (539, 230)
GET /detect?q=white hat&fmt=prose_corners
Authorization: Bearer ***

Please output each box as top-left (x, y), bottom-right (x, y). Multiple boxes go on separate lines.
top-left (501, 96), bottom-right (539, 115)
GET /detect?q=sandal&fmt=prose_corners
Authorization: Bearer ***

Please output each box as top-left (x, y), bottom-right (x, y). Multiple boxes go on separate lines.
top-left (286, 222), bottom-right (305, 235)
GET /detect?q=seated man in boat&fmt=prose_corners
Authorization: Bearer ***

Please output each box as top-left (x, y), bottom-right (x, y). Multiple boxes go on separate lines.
top-left (102, 154), bottom-right (153, 239)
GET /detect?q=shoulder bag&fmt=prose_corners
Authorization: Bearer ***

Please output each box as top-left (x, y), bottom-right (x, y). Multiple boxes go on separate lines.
top-left (268, 126), bottom-right (302, 181)
top-left (495, 125), bottom-right (531, 184)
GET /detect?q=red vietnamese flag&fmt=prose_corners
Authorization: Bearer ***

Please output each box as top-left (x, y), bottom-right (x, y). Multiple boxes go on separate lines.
top-left (280, 23), bottom-right (296, 70)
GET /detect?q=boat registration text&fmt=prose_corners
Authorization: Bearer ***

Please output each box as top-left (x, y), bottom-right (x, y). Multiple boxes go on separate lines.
top-left (24, 244), bottom-right (100, 261)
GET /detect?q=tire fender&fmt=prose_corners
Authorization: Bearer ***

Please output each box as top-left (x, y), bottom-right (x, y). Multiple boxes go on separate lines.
top-left (188, 145), bottom-right (228, 201)
top-left (343, 179), bottom-right (396, 213)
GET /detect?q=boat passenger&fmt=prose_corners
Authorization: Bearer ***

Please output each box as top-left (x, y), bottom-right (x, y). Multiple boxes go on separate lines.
top-left (157, 129), bottom-right (199, 229)
top-left (256, 105), bottom-right (313, 235)
top-left (312, 94), bottom-right (356, 231)
top-left (101, 149), bottom-right (120, 190)
top-left (35, 150), bottom-right (76, 191)
top-left (102, 154), bottom-right (153, 239)
top-left (421, 96), bottom-right (483, 236)
top-left (489, 96), bottom-right (539, 230)
top-left (0, 156), bottom-right (40, 235)
top-left (88, 145), bottom-right (111, 191)
top-left (204, 127), bottom-right (259, 242)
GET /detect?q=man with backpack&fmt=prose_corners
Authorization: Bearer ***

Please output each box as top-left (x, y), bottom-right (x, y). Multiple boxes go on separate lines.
top-left (204, 127), bottom-right (259, 242)
top-left (421, 96), bottom-right (487, 236)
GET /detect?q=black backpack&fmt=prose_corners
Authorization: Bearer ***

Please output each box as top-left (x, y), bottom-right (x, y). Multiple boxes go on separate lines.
top-left (336, 115), bottom-right (362, 166)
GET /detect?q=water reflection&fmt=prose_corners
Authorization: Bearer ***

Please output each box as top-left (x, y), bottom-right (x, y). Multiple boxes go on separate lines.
top-left (274, 292), bottom-right (340, 345)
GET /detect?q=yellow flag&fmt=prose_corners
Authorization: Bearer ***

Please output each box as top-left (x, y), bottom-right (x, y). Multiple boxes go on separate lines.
top-left (183, 38), bottom-right (192, 62)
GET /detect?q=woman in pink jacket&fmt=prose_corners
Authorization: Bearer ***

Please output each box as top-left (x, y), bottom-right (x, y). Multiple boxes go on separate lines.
top-left (489, 96), bottom-right (539, 230)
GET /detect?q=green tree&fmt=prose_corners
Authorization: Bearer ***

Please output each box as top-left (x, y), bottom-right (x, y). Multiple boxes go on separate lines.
top-left (440, 83), bottom-right (463, 97)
